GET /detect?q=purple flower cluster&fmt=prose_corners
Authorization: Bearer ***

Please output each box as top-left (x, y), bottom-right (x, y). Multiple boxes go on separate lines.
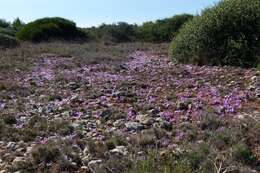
top-left (22, 51), bottom-right (256, 125)
top-left (122, 51), bottom-right (255, 122)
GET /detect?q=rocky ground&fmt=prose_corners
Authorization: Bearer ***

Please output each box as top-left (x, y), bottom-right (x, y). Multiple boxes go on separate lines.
top-left (0, 44), bottom-right (259, 173)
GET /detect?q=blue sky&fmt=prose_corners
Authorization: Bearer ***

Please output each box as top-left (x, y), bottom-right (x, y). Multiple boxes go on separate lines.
top-left (1, 0), bottom-right (219, 27)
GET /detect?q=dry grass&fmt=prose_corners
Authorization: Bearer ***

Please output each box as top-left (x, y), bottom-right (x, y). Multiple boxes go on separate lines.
top-left (0, 42), bottom-right (169, 76)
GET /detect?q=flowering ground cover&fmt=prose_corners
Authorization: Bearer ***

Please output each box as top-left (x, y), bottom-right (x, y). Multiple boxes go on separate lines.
top-left (0, 43), bottom-right (259, 173)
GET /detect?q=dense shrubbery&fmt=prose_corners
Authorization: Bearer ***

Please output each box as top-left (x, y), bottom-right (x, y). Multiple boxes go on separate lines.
top-left (170, 0), bottom-right (260, 67)
top-left (0, 27), bottom-right (16, 37)
top-left (85, 22), bottom-right (137, 43)
top-left (137, 14), bottom-right (193, 42)
top-left (0, 34), bottom-right (18, 48)
top-left (0, 19), bottom-right (19, 48)
top-left (16, 17), bottom-right (88, 42)
top-left (0, 19), bottom-right (10, 28)
top-left (83, 14), bottom-right (193, 43)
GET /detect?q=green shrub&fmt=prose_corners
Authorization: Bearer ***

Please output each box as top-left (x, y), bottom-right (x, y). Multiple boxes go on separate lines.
top-left (185, 143), bottom-right (211, 169)
top-left (127, 150), bottom-right (193, 173)
top-left (86, 22), bottom-right (137, 43)
top-left (232, 143), bottom-right (256, 164)
top-left (199, 112), bottom-right (221, 130)
top-left (170, 0), bottom-right (260, 67)
top-left (16, 17), bottom-right (88, 42)
top-left (257, 63), bottom-right (260, 71)
top-left (137, 14), bottom-right (193, 42)
top-left (2, 114), bottom-right (17, 125)
top-left (0, 33), bottom-right (18, 48)
top-left (31, 144), bottom-right (62, 164)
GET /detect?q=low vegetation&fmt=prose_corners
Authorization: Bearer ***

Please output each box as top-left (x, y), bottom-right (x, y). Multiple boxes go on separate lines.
top-left (0, 0), bottom-right (259, 172)
top-left (0, 41), bottom-right (259, 172)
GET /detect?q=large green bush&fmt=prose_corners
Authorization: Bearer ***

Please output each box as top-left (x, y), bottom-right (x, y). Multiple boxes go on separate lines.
top-left (170, 0), bottom-right (260, 67)
top-left (16, 17), bottom-right (87, 42)
top-left (137, 14), bottom-right (193, 42)
top-left (0, 34), bottom-right (18, 48)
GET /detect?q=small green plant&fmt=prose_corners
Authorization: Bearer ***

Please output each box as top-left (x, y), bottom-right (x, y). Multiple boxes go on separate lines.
top-left (27, 115), bottom-right (48, 131)
top-left (31, 143), bottom-right (62, 165)
top-left (127, 150), bottom-right (193, 173)
top-left (48, 119), bottom-right (74, 136)
top-left (199, 112), bottom-right (221, 130)
top-left (185, 143), bottom-right (211, 169)
top-left (231, 143), bottom-right (256, 164)
top-left (130, 129), bottom-right (156, 147)
top-left (105, 135), bottom-right (127, 150)
top-left (2, 114), bottom-right (17, 125)
top-left (210, 128), bottom-right (235, 149)
top-left (257, 63), bottom-right (260, 71)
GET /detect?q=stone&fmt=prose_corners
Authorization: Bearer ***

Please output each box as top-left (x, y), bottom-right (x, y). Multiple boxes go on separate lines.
top-left (136, 114), bottom-right (154, 125)
top-left (113, 119), bottom-right (125, 128)
top-left (251, 76), bottom-right (257, 82)
top-left (125, 122), bottom-right (144, 131)
top-left (83, 147), bottom-right (89, 156)
top-left (7, 142), bottom-right (16, 151)
top-left (26, 146), bottom-right (33, 153)
top-left (61, 111), bottom-right (70, 117)
top-left (88, 159), bottom-right (102, 172)
top-left (110, 146), bottom-right (128, 155)
top-left (72, 122), bottom-right (81, 129)
top-left (71, 162), bottom-right (77, 167)
top-left (236, 114), bottom-right (245, 120)
top-left (71, 94), bottom-right (83, 103)
top-left (248, 85), bottom-right (255, 91)
top-left (80, 166), bottom-right (89, 170)
top-left (82, 154), bottom-right (92, 165)
top-left (12, 157), bottom-right (25, 167)
top-left (256, 88), bottom-right (260, 98)
top-left (148, 109), bottom-right (160, 117)
top-left (17, 148), bottom-right (26, 153)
